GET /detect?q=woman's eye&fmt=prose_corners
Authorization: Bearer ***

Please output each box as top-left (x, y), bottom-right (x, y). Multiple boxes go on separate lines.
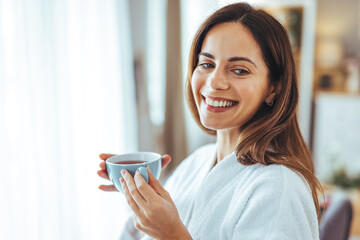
top-left (233, 69), bottom-right (249, 75)
top-left (199, 63), bottom-right (214, 69)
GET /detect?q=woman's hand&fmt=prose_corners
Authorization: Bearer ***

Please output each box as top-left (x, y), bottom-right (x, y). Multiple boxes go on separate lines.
top-left (97, 153), bottom-right (171, 191)
top-left (120, 166), bottom-right (192, 240)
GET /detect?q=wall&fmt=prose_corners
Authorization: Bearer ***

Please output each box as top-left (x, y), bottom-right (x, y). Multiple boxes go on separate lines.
top-left (316, 0), bottom-right (360, 58)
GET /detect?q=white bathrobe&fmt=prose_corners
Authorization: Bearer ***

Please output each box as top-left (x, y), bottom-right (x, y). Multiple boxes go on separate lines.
top-left (119, 143), bottom-right (320, 240)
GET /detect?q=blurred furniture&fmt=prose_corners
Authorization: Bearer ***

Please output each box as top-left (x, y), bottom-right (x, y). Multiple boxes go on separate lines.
top-left (320, 194), bottom-right (353, 240)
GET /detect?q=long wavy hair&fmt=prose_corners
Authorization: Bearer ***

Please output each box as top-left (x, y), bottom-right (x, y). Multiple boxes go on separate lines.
top-left (185, 2), bottom-right (323, 221)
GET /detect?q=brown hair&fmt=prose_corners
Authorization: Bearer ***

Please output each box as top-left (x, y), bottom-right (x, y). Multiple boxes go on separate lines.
top-left (185, 2), bottom-right (323, 221)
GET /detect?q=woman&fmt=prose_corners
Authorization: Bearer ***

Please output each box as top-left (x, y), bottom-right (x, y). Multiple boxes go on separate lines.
top-left (97, 2), bottom-right (322, 239)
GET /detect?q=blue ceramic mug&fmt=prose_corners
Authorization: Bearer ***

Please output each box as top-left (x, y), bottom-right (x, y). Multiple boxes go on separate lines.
top-left (106, 152), bottom-right (162, 193)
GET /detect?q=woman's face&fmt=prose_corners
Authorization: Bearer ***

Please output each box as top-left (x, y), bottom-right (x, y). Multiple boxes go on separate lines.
top-left (191, 22), bottom-right (274, 131)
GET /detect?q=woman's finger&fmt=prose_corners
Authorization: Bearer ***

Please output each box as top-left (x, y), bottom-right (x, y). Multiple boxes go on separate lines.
top-left (99, 153), bottom-right (115, 160)
top-left (147, 167), bottom-right (169, 199)
top-left (161, 154), bottom-right (171, 170)
top-left (97, 170), bottom-right (110, 180)
top-left (121, 170), bottom-right (147, 208)
top-left (98, 184), bottom-right (117, 191)
top-left (120, 177), bottom-right (141, 215)
top-left (134, 170), bottom-right (158, 201)
top-left (99, 161), bottom-right (106, 170)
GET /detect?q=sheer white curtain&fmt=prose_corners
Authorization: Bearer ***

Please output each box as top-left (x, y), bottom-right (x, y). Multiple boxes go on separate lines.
top-left (0, 0), bottom-right (137, 239)
top-left (146, 0), bottom-right (167, 127)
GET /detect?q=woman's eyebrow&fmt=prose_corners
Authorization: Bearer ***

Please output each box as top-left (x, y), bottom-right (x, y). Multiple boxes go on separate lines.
top-left (198, 52), bottom-right (215, 59)
top-left (228, 56), bottom-right (257, 68)
top-left (198, 52), bottom-right (257, 68)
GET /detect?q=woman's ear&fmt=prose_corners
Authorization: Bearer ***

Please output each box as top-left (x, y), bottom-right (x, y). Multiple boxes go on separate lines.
top-left (265, 82), bottom-right (281, 104)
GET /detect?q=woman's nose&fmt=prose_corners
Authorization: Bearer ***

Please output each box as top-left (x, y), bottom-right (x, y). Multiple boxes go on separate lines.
top-left (207, 68), bottom-right (230, 90)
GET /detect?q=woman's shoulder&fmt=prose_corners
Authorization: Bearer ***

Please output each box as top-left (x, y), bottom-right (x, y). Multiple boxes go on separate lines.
top-left (256, 164), bottom-right (310, 189)
top-left (229, 163), bottom-right (319, 240)
top-left (232, 163), bottom-right (316, 217)
top-left (238, 163), bottom-right (314, 205)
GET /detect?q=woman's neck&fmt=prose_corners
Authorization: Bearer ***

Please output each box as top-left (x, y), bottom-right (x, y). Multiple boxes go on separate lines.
top-left (216, 128), bottom-right (240, 164)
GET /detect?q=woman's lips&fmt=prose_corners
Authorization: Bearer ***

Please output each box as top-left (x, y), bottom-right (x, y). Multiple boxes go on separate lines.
top-left (201, 95), bottom-right (238, 112)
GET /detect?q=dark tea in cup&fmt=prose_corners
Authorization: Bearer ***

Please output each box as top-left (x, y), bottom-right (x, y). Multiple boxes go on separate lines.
top-left (113, 160), bottom-right (146, 164)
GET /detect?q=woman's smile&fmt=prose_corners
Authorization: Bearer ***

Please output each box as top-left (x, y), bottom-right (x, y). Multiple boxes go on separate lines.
top-left (201, 95), bottom-right (239, 112)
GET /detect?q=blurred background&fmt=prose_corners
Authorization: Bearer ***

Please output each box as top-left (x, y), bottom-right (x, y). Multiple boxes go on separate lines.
top-left (0, 0), bottom-right (359, 239)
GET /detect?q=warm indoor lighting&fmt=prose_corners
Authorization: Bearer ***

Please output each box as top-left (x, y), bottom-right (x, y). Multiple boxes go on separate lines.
top-left (316, 38), bottom-right (344, 68)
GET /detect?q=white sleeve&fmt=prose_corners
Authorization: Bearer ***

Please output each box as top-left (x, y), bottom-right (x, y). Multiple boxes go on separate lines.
top-left (231, 173), bottom-right (319, 240)
top-left (118, 214), bottom-right (142, 240)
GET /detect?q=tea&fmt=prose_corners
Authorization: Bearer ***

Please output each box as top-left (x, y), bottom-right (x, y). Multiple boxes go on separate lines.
top-left (113, 160), bottom-right (146, 165)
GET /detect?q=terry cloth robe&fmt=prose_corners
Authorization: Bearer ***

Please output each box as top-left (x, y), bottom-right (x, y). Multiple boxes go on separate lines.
top-left (119, 143), bottom-right (320, 240)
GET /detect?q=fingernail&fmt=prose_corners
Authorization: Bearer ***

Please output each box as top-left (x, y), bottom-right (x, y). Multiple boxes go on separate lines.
top-left (121, 169), bottom-right (126, 176)
top-left (120, 177), bottom-right (124, 184)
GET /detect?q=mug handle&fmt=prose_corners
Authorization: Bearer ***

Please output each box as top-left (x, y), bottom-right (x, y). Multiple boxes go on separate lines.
top-left (138, 167), bottom-right (149, 184)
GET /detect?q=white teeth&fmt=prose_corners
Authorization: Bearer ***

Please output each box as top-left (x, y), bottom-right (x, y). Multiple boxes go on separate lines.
top-left (205, 97), bottom-right (235, 108)
top-left (209, 99), bottom-right (214, 106)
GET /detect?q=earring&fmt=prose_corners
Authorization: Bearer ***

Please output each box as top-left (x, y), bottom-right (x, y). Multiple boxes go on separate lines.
top-left (267, 101), bottom-right (273, 107)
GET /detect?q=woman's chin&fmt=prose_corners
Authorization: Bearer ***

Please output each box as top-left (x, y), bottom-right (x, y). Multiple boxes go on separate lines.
top-left (200, 120), bottom-right (226, 131)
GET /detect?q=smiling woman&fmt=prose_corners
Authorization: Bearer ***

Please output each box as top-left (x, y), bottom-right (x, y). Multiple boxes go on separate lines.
top-left (192, 22), bottom-right (275, 133)
top-left (98, 2), bottom-right (322, 240)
